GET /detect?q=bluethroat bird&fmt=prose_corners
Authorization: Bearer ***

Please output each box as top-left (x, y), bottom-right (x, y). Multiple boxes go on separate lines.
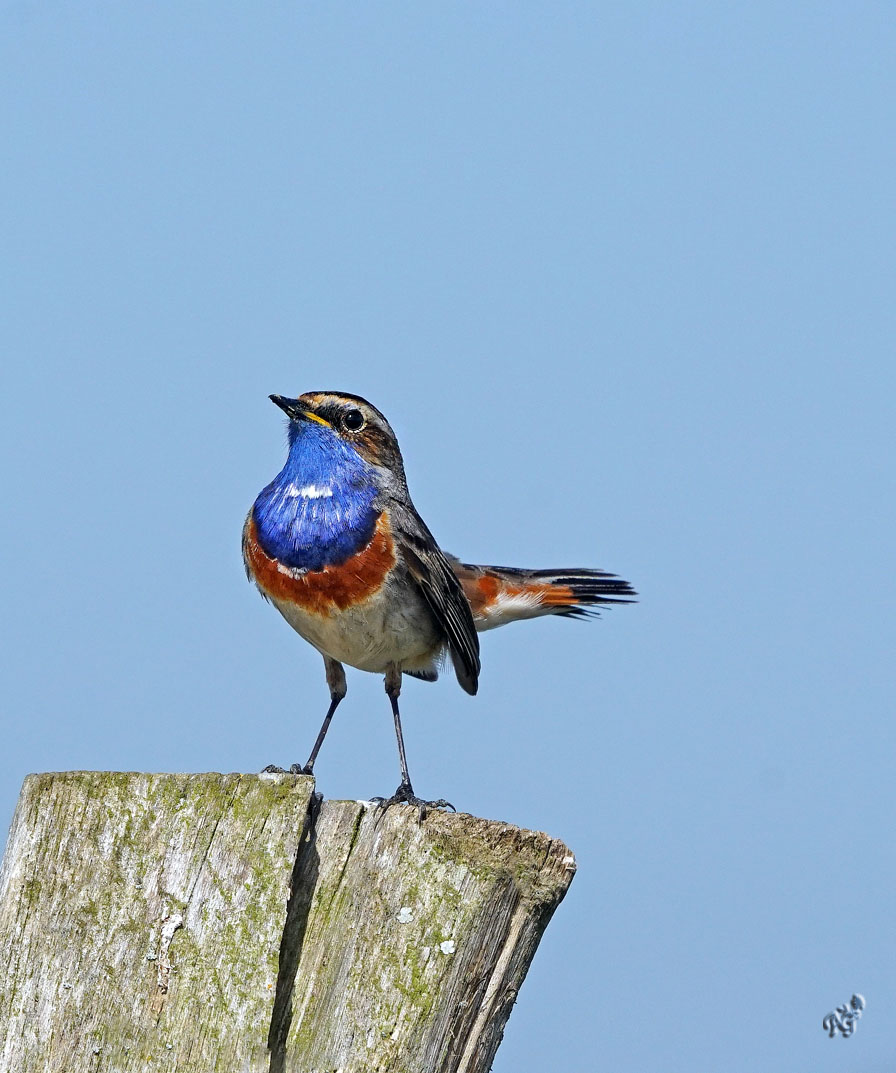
top-left (244, 391), bottom-right (635, 814)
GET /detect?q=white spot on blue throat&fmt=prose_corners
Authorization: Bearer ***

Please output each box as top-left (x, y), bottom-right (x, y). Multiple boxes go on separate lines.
top-left (282, 482), bottom-right (334, 500)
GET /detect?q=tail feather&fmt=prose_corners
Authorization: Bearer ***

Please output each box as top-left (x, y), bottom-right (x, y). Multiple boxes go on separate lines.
top-left (449, 558), bottom-right (637, 632)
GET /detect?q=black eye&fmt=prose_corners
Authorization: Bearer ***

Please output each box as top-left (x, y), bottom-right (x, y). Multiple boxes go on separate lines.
top-left (343, 408), bottom-right (365, 432)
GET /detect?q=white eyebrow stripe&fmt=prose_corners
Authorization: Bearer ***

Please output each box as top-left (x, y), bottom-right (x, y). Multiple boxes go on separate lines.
top-left (283, 482), bottom-right (334, 499)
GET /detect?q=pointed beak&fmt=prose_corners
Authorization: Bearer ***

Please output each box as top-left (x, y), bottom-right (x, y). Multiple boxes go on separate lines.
top-left (269, 394), bottom-right (331, 427)
top-left (269, 394), bottom-right (305, 420)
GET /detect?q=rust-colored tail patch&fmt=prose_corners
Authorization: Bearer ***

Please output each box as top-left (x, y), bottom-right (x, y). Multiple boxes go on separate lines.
top-left (452, 559), bottom-right (636, 628)
top-left (462, 573), bottom-right (576, 615)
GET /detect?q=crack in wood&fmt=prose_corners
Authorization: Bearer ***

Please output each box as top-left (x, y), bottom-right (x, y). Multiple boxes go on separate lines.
top-left (267, 791), bottom-right (322, 1073)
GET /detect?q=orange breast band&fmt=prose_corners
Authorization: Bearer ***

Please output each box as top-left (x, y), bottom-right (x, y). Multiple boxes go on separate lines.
top-left (244, 513), bottom-right (396, 614)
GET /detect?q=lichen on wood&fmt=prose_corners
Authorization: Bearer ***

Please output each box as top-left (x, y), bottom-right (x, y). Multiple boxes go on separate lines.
top-left (0, 771), bottom-right (312, 1072)
top-left (0, 772), bottom-right (575, 1073)
top-left (272, 801), bottom-right (576, 1073)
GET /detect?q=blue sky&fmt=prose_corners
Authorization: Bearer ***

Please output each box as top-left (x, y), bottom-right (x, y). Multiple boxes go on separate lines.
top-left (2, 4), bottom-right (894, 1071)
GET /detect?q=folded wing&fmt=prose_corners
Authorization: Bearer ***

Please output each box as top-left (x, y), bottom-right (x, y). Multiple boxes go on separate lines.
top-left (392, 508), bottom-right (481, 695)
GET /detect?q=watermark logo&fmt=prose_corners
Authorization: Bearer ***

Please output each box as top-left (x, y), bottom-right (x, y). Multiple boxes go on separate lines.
top-left (823, 993), bottom-right (865, 1038)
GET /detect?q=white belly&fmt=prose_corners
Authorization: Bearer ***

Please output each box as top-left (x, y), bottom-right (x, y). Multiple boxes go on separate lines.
top-left (271, 579), bottom-right (443, 675)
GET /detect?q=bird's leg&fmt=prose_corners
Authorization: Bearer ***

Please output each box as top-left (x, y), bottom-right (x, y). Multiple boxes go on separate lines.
top-left (376, 664), bottom-right (454, 820)
top-left (263, 657), bottom-right (346, 775)
top-left (387, 666), bottom-right (412, 788)
top-left (296, 694), bottom-right (342, 774)
top-left (296, 658), bottom-right (347, 774)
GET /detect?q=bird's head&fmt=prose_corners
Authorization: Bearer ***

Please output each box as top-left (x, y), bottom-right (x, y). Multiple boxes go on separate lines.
top-left (270, 391), bottom-right (406, 483)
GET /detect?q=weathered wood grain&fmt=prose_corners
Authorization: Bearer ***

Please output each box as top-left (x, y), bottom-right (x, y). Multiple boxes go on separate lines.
top-left (0, 773), bottom-right (576, 1073)
top-left (270, 799), bottom-right (576, 1073)
top-left (0, 771), bottom-right (313, 1072)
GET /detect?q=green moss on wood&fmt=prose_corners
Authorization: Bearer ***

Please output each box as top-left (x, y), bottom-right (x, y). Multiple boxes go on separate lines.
top-left (0, 772), bottom-right (314, 1073)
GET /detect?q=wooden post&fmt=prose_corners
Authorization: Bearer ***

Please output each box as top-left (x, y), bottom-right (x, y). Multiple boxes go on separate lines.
top-left (0, 772), bottom-right (575, 1072)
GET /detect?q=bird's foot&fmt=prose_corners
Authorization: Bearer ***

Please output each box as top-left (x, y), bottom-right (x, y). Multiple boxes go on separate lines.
top-left (373, 781), bottom-right (455, 822)
top-left (261, 763), bottom-right (314, 775)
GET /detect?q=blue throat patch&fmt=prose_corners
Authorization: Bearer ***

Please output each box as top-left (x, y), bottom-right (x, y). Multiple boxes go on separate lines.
top-left (253, 421), bottom-right (379, 572)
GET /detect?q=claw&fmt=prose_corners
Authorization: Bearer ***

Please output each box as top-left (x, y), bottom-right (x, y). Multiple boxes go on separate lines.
top-left (262, 763), bottom-right (311, 775)
top-left (375, 781), bottom-right (455, 822)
